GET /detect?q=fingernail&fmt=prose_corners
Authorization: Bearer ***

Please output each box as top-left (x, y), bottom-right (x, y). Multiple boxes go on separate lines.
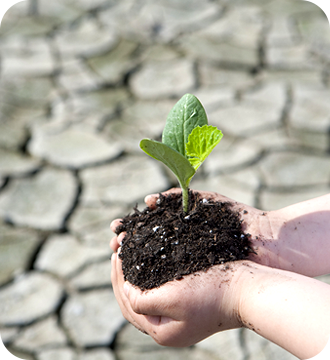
top-left (118, 246), bottom-right (121, 255)
top-left (123, 282), bottom-right (130, 297)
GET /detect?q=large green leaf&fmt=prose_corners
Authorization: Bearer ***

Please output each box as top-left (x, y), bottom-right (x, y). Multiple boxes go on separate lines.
top-left (140, 139), bottom-right (195, 188)
top-left (162, 94), bottom-right (208, 157)
top-left (186, 125), bottom-right (223, 171)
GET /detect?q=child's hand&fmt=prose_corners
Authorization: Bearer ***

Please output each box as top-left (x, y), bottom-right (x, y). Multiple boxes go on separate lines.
top-left (143, 188), bottom-right (279, 270)
top-left (111, 250), bottom-right (247, 347)
top-left (142, 189), bottom-right (330, 277)
top-left (110, 190), bottom-right (330, 358)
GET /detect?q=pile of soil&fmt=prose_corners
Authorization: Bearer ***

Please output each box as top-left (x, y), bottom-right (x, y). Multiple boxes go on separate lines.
top-left (117, 192), bottom-right (253, 290)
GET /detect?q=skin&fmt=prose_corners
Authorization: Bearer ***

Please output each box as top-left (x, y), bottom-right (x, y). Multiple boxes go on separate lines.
top-left (110, 189), bottom-right (330, 359)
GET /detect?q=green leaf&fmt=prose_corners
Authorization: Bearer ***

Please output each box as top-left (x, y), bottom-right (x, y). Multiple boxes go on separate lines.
top-left (140, 139), bottom-right (196, 188)
top-left (162, 94), bottom-right (208, 157)
top-left (186, 125), bottom-right (223, 171)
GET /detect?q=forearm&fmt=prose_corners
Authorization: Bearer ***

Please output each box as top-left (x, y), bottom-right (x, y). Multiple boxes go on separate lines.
top-left (237, 262), bottom-right (330, 359)
top-left (250, 194), bottom-right (330, 277)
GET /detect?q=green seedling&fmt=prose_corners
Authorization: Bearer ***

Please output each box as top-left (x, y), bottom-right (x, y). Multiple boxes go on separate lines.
top-left (140, 94), bottom-right (223, 213)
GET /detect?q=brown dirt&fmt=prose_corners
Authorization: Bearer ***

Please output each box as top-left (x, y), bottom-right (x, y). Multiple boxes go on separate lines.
top-left (116, 191), bottom-right (254, 290)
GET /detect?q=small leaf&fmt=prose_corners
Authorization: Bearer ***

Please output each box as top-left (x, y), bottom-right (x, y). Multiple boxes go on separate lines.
top-left (140, 139), bottom-right (195, 188)
top-left (186, 125), bottom-right (223, 171)
top-left (162, 94), bottom-right (208, 157)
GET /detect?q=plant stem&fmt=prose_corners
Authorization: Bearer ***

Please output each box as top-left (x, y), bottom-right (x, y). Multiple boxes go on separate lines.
top-left (182, 185), bottom-right (189, 214)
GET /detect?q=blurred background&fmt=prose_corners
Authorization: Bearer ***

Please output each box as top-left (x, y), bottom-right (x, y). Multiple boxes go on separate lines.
top-left (0, 0), bottom-right (329, 359)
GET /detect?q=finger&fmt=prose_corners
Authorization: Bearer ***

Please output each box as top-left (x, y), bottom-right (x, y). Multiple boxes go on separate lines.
top-left (121, 281), bottom-right (179, 340)
top-left (144, 194), bottom-right (159, 209)
top-left (109, 232), bottom-right (126, 252)
top-left (112, 253), bottom-right (154, 333)
top-left (118, 232), bottom-right (126, 244)
top-left (110, 232), bottom-right (126, 252)
top-left (110, 236), bottom-right (118, 251)
top-left (124, 281), bottom-right (183, 319)
top-left (195, 190), bottom-right (232, 203)
top-left (110, 236), bottom-right (120, 252)
top-left (113, 254), bottom-right (185, 341)
top-left (111, 253), bottom-right (137, 325)
top-left (110, 219), bottom-right (123, 233)
top-left (113, 255), bottom-right (161, 323)
top-left (144, 188), bottom-right (181, 209)
top-left (122, 283), bottom-right (186, 346)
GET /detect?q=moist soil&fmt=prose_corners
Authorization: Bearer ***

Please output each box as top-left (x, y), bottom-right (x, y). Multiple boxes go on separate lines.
top-left (117, 192), bottom-right (253, 290)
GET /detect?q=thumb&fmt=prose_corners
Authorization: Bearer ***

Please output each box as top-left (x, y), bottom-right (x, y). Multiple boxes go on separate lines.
top-left (144, 188), bottom-right (182, 208)
top-left (144, 194), bottom-right (159, 209)
top-left (123, 281), bottom-right (179, 318)
top-left (123, 281), bottom-right (161, 316)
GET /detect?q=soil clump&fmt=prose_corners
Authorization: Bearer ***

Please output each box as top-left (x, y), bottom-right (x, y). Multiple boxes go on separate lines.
top-left (117, 192), bottom-right (253, 290)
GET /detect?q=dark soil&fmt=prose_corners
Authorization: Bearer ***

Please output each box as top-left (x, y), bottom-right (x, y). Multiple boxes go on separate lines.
top-left (117, 192), bottom-right (254, 290)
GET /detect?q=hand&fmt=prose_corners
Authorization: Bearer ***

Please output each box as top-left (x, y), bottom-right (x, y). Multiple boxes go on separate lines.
top-left (110, 187), bottom-right (279, 270)
top-left (111, 249), bottom-right (247, 347)
top-left (110, 190), bottom-right (330, 357)
top-left (143, 188), bottom-right (330, 276)
top-left (142, 188), bottom-right (280, 270)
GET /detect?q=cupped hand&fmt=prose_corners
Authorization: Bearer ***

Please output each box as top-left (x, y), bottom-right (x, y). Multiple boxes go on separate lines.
top-left (139, 188), bottom-right (330, 277)
top-left (110, 188), bottom-right (281, 271)
top-left (111, 249), bottom-right (248, 347)
top-left (108, 188), bottom-right (284, 347)
top-left (144, 188), bottom-right (279, 269)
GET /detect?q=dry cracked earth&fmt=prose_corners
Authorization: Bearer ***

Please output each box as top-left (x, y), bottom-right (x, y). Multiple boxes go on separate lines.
top-left (0, 0), bottom-right (330, 359)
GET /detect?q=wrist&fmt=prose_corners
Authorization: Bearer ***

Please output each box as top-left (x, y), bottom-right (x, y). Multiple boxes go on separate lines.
top-left (247, 210), bottom-right (284, 270)
top-left (235, 261), bottom-right (269, 330)
top-left (235, 262), bottom-right (330, 358)
top-left (218, 260), bottom-right (259, 331)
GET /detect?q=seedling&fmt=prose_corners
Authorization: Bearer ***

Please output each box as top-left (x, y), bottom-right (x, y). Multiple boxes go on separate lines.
top-left (140, 94), bottom-right (223, 213)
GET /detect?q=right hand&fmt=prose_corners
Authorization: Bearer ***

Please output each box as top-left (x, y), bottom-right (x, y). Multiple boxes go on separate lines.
top-left (141, 188), bottom-right (280, 269)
